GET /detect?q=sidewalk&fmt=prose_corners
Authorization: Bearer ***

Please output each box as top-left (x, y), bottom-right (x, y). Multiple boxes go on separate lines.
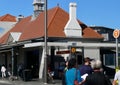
top-left (0, 78), bottom-right (62, 85)
top-left (0, 78), bottom-right (113, 85)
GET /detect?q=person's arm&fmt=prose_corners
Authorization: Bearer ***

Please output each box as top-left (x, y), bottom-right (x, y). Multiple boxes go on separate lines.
top-left (112, 80), bottom-right (117, 85)
top-left (79, 80), bottom-right (85, 85)
top-left (113, 72), bottom-right (118, 85)
top-left (77, 70), bottom-right (85, 85)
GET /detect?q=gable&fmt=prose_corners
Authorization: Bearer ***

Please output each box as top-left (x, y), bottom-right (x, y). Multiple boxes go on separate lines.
top-left (7, 32), bottom-right (22, 44)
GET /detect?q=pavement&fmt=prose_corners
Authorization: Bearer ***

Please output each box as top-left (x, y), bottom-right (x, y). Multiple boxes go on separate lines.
top-left (0, 77), bottom-right (113, 85)
top-left (0, 78), bottom-right (62, 85)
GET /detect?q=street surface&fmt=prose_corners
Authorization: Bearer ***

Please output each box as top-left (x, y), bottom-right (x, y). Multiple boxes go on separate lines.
top-left (0, 78), bottom-right (62, 85)
top-left (0, 78), bottom-right (113, 85)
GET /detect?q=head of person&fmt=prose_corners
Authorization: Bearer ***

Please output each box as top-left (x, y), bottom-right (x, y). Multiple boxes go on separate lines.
top-left (65, 61), bottom-right (68, 67)
top-left (68, 58), bottom-right (76, 69)
top-left (2, 64), bottom-right (5, 67)
top-left (91, 59), bottom-right (102, 71)
top-left (83, 57), bottom-right (91, 65)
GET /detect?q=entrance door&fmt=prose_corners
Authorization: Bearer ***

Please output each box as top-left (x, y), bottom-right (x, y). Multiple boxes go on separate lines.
top-left (25, 50), bottom-right (39, 78)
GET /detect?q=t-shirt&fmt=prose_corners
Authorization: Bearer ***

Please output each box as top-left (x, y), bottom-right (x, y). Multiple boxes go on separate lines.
top-left (65, 68), bottom-right (83, 85)
top-left (1, 66), bottom-right (6, 72)
top-left (114, 70), bottom-right (120, 85)
top-left (79, 65), bottom-right (93, 76)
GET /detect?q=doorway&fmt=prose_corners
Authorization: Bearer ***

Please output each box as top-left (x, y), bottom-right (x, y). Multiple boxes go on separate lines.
top-left (25, 50), bottom-right (39, 78)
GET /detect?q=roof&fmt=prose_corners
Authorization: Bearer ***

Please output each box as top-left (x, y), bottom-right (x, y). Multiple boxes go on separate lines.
top-left (0, 14), bottom-right (16, 22)
top-left (0, 6), bottom-right (103, 44)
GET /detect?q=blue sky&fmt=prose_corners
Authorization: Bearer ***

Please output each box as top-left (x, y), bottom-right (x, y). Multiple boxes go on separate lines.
top-left (0, 0), bottom-right (120, 29)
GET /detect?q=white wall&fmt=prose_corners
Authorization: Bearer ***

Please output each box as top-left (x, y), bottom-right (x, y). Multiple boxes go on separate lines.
top-left (84, 47), bottom-right (100, 60)
top-left (0, 22), bottom-right (17, 37)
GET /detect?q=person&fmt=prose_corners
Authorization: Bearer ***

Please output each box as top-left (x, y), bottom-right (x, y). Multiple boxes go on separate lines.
top-left (64, 61), bottom-right (68, 72)
top-left (84, 60), bottom-right (112, 85)
top-left (79, 57), bottom-right (93, 76)
top-left (47, 68), bottom-right (54, 83)
top-left (17, 63), bottom-right (24, 78)
top-left (112, 69), bottom-right (120, 85)
top-left (1, 64), bottom-right (6, 78)
top-left (62, 61), bottom-right (68, 85)
top-left (7, 64), bottom-right (12, 77)
top-left (65, 58), bottom-right (84, 85)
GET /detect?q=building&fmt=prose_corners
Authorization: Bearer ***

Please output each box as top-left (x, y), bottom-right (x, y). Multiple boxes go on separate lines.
top-left (0, 14), bottom-right (17, 37)
top-left (90, 26), bottom-right (120, 66)
top-left (0, 1), bottom-right (118, 79)
top-left (90, 26), bottom-right (116, 41)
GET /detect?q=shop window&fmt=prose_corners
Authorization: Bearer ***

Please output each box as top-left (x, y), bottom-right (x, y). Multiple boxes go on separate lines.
top-left (104, 54), bottom-right (115, 66)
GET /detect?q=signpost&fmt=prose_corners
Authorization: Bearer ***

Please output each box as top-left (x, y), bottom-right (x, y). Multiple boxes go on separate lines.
top-left (71, 47), bottom-right (76, 53)
top-left (71, 47), bottom-right (78, 66)
top-left (113, 29), bottom-right (120, 67)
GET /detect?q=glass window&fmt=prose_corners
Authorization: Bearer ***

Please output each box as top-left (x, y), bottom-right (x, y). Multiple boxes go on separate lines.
top-left (105, 54), bottom-right (115, 66)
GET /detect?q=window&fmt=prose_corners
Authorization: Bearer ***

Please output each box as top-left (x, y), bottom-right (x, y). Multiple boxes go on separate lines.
top-left (102, 33), bottom-right (109, 41)
top-left (104, 54), bottom-right (115, 66)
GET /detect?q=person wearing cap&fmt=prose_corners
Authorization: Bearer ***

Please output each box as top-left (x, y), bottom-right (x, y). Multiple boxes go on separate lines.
top-left (84, 60), bottom-right (112, 85)
top-left (79, 57), bottom-right (93, 77)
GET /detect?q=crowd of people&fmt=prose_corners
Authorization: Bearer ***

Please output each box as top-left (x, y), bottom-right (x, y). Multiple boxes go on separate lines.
top-left (62, 57), bottom-right (113, 85)
top-left (0, 57), bottom-right (120, 85)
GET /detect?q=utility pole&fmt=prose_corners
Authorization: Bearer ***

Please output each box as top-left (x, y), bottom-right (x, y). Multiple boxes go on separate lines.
top-left (44, 0), bottom-right (48, 84)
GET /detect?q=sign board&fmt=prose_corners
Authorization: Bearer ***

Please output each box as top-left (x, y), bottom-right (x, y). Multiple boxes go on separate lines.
top-left (56, 50), bottom-right (70, 54)
top-left (71, 47), bottom-right (76, 53)
top-left (113, 29), bottom-right (120, 38)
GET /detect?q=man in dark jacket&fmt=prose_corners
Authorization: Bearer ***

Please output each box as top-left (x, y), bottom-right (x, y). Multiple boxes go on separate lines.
top-left (84, 60), bottom-right (112, 85)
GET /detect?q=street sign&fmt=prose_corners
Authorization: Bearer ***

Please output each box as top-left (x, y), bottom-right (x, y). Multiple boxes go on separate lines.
top-left (113, 29), bottom-right (120, 38)
top-left (71, 47), bottom-right (76, 53)
top-left (113, 29), bottom-right (119, 67)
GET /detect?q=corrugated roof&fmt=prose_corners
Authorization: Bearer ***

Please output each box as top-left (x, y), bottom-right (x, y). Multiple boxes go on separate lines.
top-left (0, 6), bottom-right (103, 44)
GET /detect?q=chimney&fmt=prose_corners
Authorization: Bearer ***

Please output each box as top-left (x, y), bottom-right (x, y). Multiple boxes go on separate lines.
top-left (33, 0), bottom-right (44, 18)
top-left (64, 3), bottom-right (82, 37)
top-left (17, 15), bottom-right (24, 22)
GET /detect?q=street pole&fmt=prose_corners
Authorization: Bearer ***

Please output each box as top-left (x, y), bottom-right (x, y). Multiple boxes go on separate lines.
top-left (44, 0), bottom-right (48, 83)
top-left (113, 29), bottom-right (119, 68)
top-left (116, 38), bottom-right (118, 67)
